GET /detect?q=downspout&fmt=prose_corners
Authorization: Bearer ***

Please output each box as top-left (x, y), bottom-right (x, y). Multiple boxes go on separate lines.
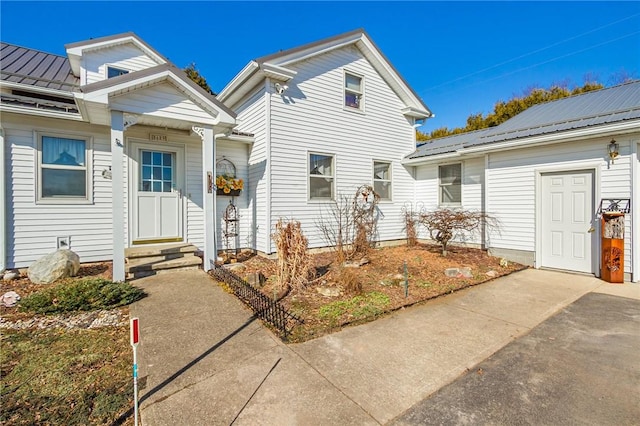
top-left (632, 140), bottom-right (639, 282)
top-left (265, 78), bottom-right (272, 254)
top-left (0, 127), bottom-right (6, 272)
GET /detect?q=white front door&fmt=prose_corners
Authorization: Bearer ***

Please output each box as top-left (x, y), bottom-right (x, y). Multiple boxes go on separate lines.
top-left (131, 143), bottom-right (184, 244)
top-left (541, 170), bottom-right (594, 273)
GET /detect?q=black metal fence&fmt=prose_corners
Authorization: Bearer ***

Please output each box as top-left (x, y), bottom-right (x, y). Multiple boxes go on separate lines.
top-left (210, 266), bottom-right (303, 339)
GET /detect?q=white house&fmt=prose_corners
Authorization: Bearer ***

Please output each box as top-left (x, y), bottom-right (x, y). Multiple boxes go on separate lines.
top-left (1, 30), bottom-right (638, 283)
top-left (404, 81), bottom-right (640, 282)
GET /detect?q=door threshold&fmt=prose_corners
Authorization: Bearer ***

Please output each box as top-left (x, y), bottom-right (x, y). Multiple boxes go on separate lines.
top-left (132, 238), bottom-right (184, 245)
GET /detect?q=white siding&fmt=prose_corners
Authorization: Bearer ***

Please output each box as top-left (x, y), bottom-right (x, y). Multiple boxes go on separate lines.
top-left (3, 114), bottom-right (113, 267)
top-left (83, 43), bottom-right (160, 85)
top-left (233, 87), bottom-right (268, 252)
top-left (216, 141), bottom-right (252, 252)
top-left (487, 136), bottom-right (636, 274)
top-left (110, 82), bottom-right (213, 123)
top-left (267, 45), bottom-right (416, 251)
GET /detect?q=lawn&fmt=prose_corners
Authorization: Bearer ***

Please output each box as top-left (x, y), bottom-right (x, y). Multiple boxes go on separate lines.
top-left (1, 264), bottom-right (141, 425)
top-left (228, 243), bottom-right (526, 342)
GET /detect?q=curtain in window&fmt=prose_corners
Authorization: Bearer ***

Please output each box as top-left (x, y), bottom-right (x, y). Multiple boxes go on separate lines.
top-left (42, 136), bottom-right (85, 166)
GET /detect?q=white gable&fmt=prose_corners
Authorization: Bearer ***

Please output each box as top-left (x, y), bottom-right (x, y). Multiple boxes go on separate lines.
top-left (83, 43), bottom-right (162, 85)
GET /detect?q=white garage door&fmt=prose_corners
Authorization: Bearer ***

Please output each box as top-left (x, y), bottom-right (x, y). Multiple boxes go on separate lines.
top-left (541, 171), bottom-right (594, 273)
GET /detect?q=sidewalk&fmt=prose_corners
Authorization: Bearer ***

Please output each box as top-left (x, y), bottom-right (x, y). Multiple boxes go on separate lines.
top-left (129, 269), bottom-right (638, 425)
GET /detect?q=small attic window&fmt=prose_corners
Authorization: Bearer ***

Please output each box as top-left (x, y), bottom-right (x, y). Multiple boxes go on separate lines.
top-left (107, 66), bottom-right (129, 79)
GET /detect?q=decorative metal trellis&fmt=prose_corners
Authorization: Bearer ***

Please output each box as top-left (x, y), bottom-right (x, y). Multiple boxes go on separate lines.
top-left (209, 266), bottom-right (303, 340)
top-left (223, 201), bottom-right (239, 260)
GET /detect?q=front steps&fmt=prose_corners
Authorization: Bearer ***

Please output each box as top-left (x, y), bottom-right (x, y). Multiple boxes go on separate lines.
top-left (125, 243), bottom-right (202, 279)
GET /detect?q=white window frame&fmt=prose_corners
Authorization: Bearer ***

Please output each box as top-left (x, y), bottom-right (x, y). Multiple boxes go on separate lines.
top-left (106, 65), bottom-right (130, 79)
top-left (438, 163), bottom-right (462, 206)
top-left (373, 160), bottom-right (392, 201)
top-left (308, 152), bottom-right (336, 201)
top-left (36, 131), bottom-right (93, 204)
top-left (344, 70), bottom-right (365, 112)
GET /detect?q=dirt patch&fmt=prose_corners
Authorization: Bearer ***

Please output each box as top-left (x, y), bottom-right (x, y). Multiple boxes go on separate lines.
top-left (233, 243), bottom-right (526, 342)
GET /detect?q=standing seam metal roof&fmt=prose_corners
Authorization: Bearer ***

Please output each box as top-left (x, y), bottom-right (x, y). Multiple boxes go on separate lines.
top-left (408, 80), bottom-right (640, 159)
top-left (0, 42), bottom-right (79, 91)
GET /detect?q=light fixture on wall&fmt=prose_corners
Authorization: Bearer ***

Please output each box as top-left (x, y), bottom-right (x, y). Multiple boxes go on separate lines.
top-left (608, 139), bottom-right (619, 163)
top-left (274, 82), bottom-right (288, 95)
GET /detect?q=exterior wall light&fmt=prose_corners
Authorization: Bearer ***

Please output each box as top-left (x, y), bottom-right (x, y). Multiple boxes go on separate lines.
top-left (608, 139), bottom-right (619, 163)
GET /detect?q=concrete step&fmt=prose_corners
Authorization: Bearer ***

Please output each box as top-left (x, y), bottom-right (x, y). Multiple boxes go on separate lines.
top-left (125, 243), bottom-right (198, 259)
top-left (125, 254), bottom-right (202, 274)
top-left (127, 264), bottom-right (202, 280)
top-left (127, 252), bottom-right (196, 266)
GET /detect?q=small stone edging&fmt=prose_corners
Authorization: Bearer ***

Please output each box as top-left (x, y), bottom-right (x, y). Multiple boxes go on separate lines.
top-left (0, 309), bottom-right (128, 330)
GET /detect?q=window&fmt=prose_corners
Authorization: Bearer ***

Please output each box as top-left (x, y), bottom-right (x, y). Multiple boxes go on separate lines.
top-left (439, 163), bottom-right (462, 205)
top-left (38, 135), bottom-right (90, 201)
top-left (309, 153), bottom-right (334, 200)
top-left (344, 72), bottom-right (363, 110)
top-left (141, 150), bottom-right (174, 192)
top-left (373, 161), bottom-right (392, 200)
top-left (107, 66), bottom-right (129, 79)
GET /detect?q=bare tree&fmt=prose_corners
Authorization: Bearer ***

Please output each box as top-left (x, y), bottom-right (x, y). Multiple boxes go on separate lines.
top-left (401, 202), bottom-right (424, 247)
top-left (419, 209), bottom-right (496, 256)
top-left (271, 219), bottom-right (314, 292)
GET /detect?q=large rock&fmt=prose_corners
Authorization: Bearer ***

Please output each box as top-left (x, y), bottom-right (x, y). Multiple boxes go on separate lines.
top-left (28, 249), bottom-right (80, 284)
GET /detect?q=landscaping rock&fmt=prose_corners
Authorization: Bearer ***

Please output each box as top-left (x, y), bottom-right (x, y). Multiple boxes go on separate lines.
top-left (358, 257), bottom-right (370, 266)
top-left (3, 270), bottom-right (20, 281)
top-left (459, 267), bottom-right (473, 278)
top-left (486, 270), bottom-right (499, 278)
top-left (500, 258), bottom-right (509, 268)
top-left (222, 263), bottom-right (246, 273)
top-left (445, 268), bottom-right (460, 277)
top-left (343, 257), bottom-right (371, 268)
top-left (316, 286), bottom-right (341, 297)
top-left (246, 271), bottom-right (266, 288)
top-left (27, 249), bottom-right (80, 284)
top-left (1, 291), bottom-right (21, 307)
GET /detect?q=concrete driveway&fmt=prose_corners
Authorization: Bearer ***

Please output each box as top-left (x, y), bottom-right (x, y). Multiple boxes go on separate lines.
top-left (129, 269), bottom-right (639, 425)
top-left (391, 292), bottom-right (640, 425)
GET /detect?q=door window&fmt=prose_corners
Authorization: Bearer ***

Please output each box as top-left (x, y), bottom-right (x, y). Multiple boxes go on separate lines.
top-left (141, 150), bottom-right (174, 192)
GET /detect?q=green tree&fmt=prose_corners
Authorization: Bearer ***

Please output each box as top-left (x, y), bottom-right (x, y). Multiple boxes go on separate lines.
top-left (184, 63), bottom-right (215, 95)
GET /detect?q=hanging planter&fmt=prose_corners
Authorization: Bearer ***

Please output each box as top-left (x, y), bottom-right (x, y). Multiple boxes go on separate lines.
top-left (215, 158), bottom-right (243, 196)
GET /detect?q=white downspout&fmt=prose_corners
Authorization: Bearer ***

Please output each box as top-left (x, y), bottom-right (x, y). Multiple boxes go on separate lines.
top-left (0, 127), bottom-right (6, 272)
top-left (632, 140), bottom-right (639, 282)
top-left (265, 78), bottom-right (272, 254)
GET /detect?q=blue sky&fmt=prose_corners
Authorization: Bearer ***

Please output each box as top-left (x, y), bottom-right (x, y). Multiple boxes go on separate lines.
top-left (2, 1), bottom-right (639, 134)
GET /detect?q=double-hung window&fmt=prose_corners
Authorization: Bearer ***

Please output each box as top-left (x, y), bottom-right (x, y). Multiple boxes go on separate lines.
top-left (38, 134), bottom-right (91, 202)
top-left (344, 72), bottom-right (364, 110)
top-left (439, 163), bottom-right (462, 205)
top-left (309, 153), bottom-right (335, 200)
top-left (373, 161), bottom-right (392, 200)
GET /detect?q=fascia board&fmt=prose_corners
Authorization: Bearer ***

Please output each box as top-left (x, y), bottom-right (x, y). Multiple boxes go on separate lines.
top-left (217, 62), bottom-right (260, 103)
top-left (402, 152), bottom-right (461, 165)
top-left (0, 81), bottom-right (75, 98)
top-left (66, 35), bottom-right (167, 65)
top-left (259, 63), bottom-right (297, 81)
top-left (402, 106), bottom-right (431, 119)
top-left (269, 34), bottom-right (362, 67)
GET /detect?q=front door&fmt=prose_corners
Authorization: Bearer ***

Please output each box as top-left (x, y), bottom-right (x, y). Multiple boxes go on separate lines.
top-left (540, 170), bottom-right (594, 273)
top-left (131, 143), bottom-right (184, 244)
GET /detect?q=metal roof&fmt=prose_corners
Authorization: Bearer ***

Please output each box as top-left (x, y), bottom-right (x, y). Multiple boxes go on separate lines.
top-left (0, 42), bottom-right (78, 91)
top-left (408, 80), bottom-right (640, 159)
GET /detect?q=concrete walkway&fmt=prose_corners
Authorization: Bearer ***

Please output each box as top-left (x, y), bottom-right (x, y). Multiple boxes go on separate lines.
top-left (129, 269), bottom-right (639, 425)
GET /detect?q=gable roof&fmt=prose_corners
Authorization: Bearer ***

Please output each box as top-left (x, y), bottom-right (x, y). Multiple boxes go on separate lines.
top-left (0, 42), bottom-right (79, 92)
top-left (65, 32), bottom-right (168, 76)
top-left (406, 80), bottom-right (640, 162)
top-left (217, 29), bottom-right (432, 118)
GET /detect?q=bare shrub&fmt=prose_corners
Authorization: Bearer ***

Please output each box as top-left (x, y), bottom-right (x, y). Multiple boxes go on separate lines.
top-left (401, 202), bottom-right (424, 247)
top-left (334, 267), bottom-right (363, 295)
top-left (316, 185), bottom-right (381, 262)
top-left (271, 219), bottom-right (314, 292)
top-left (419, 209), bottom-right (497, 256)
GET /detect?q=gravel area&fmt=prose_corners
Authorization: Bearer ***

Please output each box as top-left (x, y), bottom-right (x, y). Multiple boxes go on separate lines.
top-left (0, 309), bottom-right (128, 330)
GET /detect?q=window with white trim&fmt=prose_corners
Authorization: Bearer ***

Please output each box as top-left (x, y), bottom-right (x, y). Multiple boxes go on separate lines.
top-left (38, 134), bottom-right (91, 202)
top-left (107, 66), bottom-right (129, 79)
top-left (309, 153), bottom-right (334, 200)
top-left (439, 163), bottom-right (462, 205)
top-left (373, 161), bottom-right (392, 200)
top-left (344, 72), bottom-right (363, 110)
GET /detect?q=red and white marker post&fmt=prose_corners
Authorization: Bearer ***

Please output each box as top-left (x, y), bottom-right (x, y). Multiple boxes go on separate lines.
top-left (130, 317), bottom-right (140, 426)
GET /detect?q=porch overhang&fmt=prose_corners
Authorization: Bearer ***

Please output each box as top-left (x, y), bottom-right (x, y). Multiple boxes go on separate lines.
top-left (74, 64), bottom-right (237, 130)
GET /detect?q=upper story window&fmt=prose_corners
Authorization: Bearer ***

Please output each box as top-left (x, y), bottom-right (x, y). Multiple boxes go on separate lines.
top-left (309, 153), bottom-right (335, 200)
top-left (38, 134), bottom-right (92, 203)
top-left (373, 161), bottom-right (392, 200)
top-left (107, 66), bottom-right (129, 79)
top-left (439, 163), bottom-right (462, 205)
top-left (344, 72), bottom-right (364, 110)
